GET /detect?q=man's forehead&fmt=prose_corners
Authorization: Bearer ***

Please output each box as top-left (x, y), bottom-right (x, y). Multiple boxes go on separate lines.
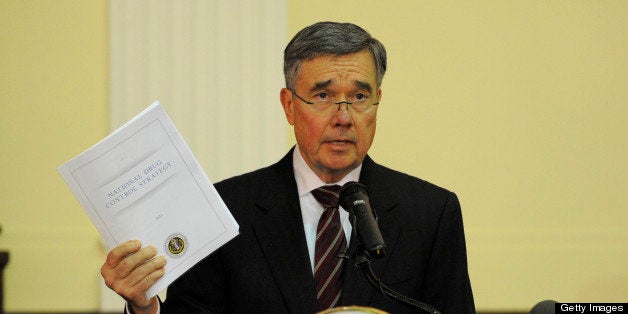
top-left (297, 53), bottom-right (377, 90)
top-left (300, 51), bottom-right (375, 72)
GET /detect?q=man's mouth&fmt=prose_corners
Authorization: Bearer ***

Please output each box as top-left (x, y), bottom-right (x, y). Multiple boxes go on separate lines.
top-left (327, 140), bottom-right (353, 146)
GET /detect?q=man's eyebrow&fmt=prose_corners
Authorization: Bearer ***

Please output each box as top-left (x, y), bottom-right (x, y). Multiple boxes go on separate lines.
top-left (354, 80), bottom-right (373, 93)
top-left (307, 79), bottom-right (373, 93)
top-left (309, 80), bottom-right (333, 92)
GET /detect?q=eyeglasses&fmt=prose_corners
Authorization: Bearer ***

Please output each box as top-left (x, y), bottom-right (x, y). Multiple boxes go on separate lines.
top-left (291, 90), bottom-right (379, 113)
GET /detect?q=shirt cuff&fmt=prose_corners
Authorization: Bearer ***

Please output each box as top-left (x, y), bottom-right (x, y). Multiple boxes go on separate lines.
top-left (125, 300), bottom-right (160, 314)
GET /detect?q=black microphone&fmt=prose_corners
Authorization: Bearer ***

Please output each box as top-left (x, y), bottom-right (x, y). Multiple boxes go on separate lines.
top-left (530, 300), bottom-right (557, 314)
top-left (339, 181), bottom-right (386, 258)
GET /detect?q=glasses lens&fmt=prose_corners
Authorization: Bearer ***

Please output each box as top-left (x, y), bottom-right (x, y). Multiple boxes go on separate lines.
top-left (311, 101), bottom-right (331, 111)
top-left (353, 102), bottom-right (370, 112)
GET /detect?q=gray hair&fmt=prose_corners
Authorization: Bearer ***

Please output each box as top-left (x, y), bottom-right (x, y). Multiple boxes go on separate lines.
top-left (283, 22), bottom-right (387, 91)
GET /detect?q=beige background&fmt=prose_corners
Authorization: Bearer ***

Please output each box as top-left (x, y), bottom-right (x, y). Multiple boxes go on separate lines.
top-left (1, 0), bottom-right (626, 312)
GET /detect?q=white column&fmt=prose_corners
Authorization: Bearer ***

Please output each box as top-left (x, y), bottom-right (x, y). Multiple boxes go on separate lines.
top-left (104, 0), bottom-right (287, 310)
top-left (110, 0), bottom-right (288, 181)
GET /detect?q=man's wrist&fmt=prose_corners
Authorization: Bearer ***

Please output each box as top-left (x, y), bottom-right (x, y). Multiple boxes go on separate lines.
top-left (126, 297), bottom-right (159, 314)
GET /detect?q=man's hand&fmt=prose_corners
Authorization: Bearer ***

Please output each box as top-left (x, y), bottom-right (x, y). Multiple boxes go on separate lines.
top-left (101, 240), bottom-right (167, 314)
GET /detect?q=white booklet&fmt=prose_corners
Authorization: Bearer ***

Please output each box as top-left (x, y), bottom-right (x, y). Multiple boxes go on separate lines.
top-left (58, 101), bottom-right (239, 298)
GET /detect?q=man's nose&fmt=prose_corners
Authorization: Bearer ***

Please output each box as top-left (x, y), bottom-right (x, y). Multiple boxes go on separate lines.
top-left (332, 101), bottom-right (353, 126)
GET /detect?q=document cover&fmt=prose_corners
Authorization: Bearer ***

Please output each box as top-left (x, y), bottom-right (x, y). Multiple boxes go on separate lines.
top-left (58, 101), bottom-right (239, 298)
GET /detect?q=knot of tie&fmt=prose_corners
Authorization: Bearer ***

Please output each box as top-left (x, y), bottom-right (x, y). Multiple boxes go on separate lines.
top-left (311, 185), bottom-right (342, 210)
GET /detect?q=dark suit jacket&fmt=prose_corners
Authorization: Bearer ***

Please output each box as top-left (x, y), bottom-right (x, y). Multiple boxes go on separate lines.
top-left (162, 149), bottom-right (475, 313)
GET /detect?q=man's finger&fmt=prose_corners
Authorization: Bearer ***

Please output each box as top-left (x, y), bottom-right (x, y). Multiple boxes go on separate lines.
top-left (104, 240), bottom-right (141, 268)
top-left (134, 264), bottom-right (167, 292)
top-left (114, 258), bottom-right (166, 305)
top-left (125, 255), bottom-right (167, 288)
top-left (114, 245), bottom-right (158, 278)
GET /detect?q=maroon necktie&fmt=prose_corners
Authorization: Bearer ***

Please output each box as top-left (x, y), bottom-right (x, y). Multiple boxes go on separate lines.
top-left (311, 185), bottom-right (347, 310)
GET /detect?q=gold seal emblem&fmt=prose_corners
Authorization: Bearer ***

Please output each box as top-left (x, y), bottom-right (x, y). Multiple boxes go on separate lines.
top-left (165, 234), bottom-right (187, 257)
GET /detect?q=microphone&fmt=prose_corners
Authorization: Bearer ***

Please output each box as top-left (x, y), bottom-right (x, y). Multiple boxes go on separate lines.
top-left (339, 181), bottom-right (386, 258)
top-left (530, 300), bottom-right (557, 314)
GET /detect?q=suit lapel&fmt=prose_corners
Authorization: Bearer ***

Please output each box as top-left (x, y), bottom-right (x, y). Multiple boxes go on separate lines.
top-left (340, 156), bottom-right (402, 306)
top-left (252, 151), bottom-right (318, 313)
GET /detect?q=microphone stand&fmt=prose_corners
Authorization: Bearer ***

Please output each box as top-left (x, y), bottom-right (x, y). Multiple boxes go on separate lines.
top-left (352, 246), bottom-right (441, 314)
top-left (340, 183), bottom-right (440, 314)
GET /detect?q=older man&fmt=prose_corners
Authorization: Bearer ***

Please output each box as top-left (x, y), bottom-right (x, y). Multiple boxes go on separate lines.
top-left (101, 21), bottom-right (475, 314)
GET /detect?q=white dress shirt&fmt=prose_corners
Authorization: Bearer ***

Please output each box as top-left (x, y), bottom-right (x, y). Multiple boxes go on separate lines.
top-left (292, 145), bottom-right (360, 272)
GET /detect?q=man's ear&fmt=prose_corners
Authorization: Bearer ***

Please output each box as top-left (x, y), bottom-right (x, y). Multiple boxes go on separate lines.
top-left (280, 88), bottom-right (295, 125)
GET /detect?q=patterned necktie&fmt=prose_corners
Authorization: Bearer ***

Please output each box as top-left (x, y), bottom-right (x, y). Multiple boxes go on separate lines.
top-left (311, 185), bottom-right (347, 310)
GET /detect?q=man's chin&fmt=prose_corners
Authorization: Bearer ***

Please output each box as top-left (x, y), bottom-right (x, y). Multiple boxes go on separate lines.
top-left (321, 158), bottom-right (360, 174)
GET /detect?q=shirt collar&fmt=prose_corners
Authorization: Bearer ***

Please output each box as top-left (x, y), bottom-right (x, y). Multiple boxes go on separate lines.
top-left (293, 145), bottom-right (362, 197)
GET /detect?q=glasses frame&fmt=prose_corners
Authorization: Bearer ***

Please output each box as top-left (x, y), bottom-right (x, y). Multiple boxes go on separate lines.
top-left (290, 89), bottom-right (379, 113)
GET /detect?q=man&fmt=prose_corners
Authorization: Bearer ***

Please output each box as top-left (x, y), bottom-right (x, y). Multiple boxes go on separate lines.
top-left (101, 21), bottom-right (475, 313)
